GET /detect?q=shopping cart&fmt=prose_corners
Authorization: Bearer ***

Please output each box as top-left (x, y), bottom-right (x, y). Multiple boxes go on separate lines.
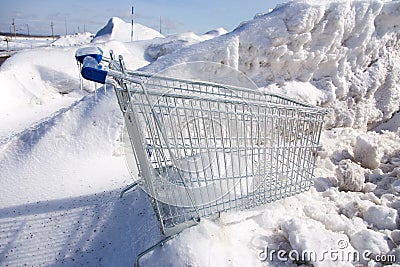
top-left (75, 46), bottom-right (327, 263)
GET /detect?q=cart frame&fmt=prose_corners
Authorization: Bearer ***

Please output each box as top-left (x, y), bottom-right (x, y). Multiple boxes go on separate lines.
top-left (75, 46), bottom-right (327, 262)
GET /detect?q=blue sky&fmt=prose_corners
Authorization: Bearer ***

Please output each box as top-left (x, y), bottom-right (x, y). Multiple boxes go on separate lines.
top-left (0, 0), bottom-right (285, 36)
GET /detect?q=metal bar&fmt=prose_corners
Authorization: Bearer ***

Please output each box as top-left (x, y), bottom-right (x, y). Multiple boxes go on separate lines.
top-left (116, 87), bottom-right (327, 115)
top-left (135, 235), bottom-right (176, 267)
top-left (139, 82), bottom-right (202, 219)
top-left (120, 181), bottom-right (139, 198)
top-left (123, 70), bottom-right (321, 109)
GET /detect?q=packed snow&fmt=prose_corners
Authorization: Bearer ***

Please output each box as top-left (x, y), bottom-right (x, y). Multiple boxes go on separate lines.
top-left (145, 28), bottom-right (228, 61)
top-left (0, 36), bottom-right (54, 51)
top-left (0, 1), bottom-right (400, 267)
top-left (51, 32), bottom-right (94, 47)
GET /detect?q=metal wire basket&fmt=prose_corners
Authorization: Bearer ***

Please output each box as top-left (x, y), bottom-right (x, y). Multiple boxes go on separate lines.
top-left (75, 47), bottom-right (327, 237)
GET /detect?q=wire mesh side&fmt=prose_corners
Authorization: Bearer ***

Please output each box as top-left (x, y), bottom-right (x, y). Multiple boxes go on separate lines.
top-left (113, 72), bottom-right (326, 235)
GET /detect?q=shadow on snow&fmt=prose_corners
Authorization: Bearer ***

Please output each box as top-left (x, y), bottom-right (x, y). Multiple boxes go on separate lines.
top-left (0, 187), bottom-right (162, 266)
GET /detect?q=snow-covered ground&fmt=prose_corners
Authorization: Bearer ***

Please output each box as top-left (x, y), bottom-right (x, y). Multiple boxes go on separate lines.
top-left (0, 36), bottom-right (55, 51)
top-left (1, 1), bottom-right (400, 266)
top-left (50, 33), bottom-right (94, 47)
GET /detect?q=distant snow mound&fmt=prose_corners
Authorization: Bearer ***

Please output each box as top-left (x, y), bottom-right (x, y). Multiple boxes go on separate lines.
top-left (92, 17), bottom-right (163, 43)
top-left (144, 0), bottom-right (400, 130)
top-left (145, 30), bottom-right (227, 60)
top-left (202, 28), bottom-right (228, 37)
top-left (51, 32), bottom-right (93, 47)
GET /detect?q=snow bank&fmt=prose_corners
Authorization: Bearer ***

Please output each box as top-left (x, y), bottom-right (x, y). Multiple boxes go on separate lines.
top-left (0, 36), bottom-right (53, 51)
top-left (144, 0), bottom-right (400, 130)
top-left (202, 27), bottom-right (228, 37)
top-left (0, 36), bottom-right (152, 138)
top-left (0, 90), bottom-right (126, 206)
top-left (92, 17), bottom-right (163, 43)
top-left (145, 29), bottom-right (228, 61)
top-left (0, 47), bottom-right (85, 137)
top-left (0, 23), bottom-right (161, 265)
top-left (51, 32), bottom-right (93, 47)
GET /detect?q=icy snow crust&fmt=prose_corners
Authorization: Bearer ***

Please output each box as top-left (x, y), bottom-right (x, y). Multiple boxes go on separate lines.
top-left (0, 3), bottom-right (400, 267)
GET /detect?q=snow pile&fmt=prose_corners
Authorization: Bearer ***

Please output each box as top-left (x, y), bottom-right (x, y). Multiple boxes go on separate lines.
top-left (144, 0), bottom-right (400, 130)
top-left (0, 23), bottom-right (159, 138)
top-left (0, 90), bottom-right (126, 206)
top-left (51, 32), bottom-right (93, 47)
top-left (202, 27), bottom-right (228, 38)
top-left (0, 47), bottom-right (85, 137)
top-left (145, 28), bottom-right (227, 60)
top-left (92, 17), bottom-right (164, 43)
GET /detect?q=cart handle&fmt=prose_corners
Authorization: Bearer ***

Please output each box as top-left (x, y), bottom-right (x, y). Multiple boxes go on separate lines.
top-left (75, 47), bottom-right (108, 84)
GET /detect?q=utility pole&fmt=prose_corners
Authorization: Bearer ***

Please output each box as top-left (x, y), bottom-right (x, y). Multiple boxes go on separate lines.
top-left (131, 3), bottom-right (134, 42)
top-left (12, 18), bottom-right (16, 38)
top-left (65, 18), bottom-right (68, 35)
top-left (159, 16), bottom-right (162, 34)
top-left (26, 24), bottom-right (30, 36)
top-left (50, 21), bottom-right (54, 39)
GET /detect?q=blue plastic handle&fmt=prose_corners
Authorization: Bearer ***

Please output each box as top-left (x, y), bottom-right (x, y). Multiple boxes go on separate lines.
top-left (75, 46), bottom-right (103, 64)
top-left (81, 56), bottom-right (108, 84)
top-left (75, 47), bottom-right (108, 84)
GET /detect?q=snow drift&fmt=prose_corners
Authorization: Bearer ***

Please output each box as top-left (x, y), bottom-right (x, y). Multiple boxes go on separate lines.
top-left (144, 0), bottom-right (400, 131)
top-left (92, 17), bottom-right (164, 43)
top-left (145, 28), bottom-right (228, 60)
top-left (51, 32), bottom-right (93, 47)
top-left (0, 26), bottom-right (157, 138)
